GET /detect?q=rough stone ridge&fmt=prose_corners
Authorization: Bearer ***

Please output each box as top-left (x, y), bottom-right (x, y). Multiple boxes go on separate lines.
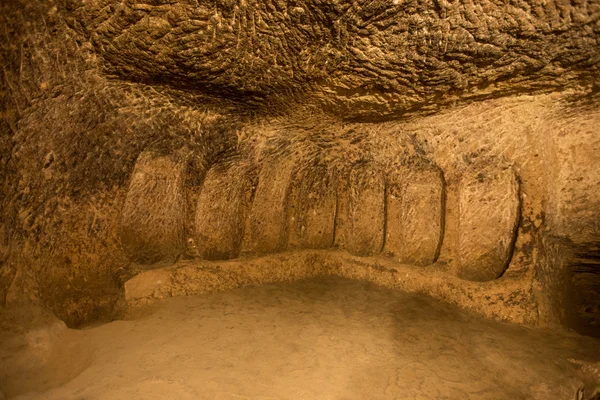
top-left (123, 250), bottom-right (540, 326)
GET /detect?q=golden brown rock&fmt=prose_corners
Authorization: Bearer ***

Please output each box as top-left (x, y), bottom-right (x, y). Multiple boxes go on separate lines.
top-left (457, 167), bottom-right (520, 282)
top-left (1, 0), bottom-right (599, 338)
top-left (385, 165), bottom-right (445, 266)
top-left (194, 162), bottom-right (256, 260)
top-left (241, 160), bottom-right (295, 255)
top-left (344, 163), bottom-right (385, 256)
top-left (120, 151), bottom-right (187, 266)
top-left (287, 165), bottom-right (337, 250)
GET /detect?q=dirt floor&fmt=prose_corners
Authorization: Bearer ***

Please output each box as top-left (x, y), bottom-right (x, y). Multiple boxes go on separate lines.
top-left (3, 277), bottom-right (600, 400)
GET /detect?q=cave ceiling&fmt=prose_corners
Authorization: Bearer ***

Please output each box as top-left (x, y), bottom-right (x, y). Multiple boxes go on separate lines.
top-left (71, 0), bottom-right (600, 119)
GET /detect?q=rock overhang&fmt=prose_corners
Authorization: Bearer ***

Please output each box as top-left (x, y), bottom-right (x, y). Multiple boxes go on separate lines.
top-left (69, 0), bottom-right (600, 119)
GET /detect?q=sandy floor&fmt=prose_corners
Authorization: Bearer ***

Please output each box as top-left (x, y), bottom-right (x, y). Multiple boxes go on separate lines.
top-left (4, 277), bottom-right (600, 400)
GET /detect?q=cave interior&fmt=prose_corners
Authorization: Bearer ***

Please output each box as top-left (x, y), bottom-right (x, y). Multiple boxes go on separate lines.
top-left (1, 0), bottom-right (600, 399)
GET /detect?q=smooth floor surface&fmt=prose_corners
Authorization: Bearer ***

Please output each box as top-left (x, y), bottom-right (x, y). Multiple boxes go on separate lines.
top-left (9, 278), bottom-right (600, 400)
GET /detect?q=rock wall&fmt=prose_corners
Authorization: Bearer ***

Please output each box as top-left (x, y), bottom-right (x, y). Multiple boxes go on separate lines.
top-left (0, 0), bottom-right (599, 337)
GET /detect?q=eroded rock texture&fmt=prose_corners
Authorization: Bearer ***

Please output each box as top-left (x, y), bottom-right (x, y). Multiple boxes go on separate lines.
top-left (242, 158), bottom-right (295, 255)
top-left (72, 0), bottom-right (600, 118)
top-left (121, 151), bottom-right (187, 265)
top-left (385, 164), bottom-right (445, 266)
top-left (345, 163), bottom-right (386, 256)
top-left (194, 161), bottom-right (256, 260)
top-left (1, 0), bottom-right (599, 338)
top-left (457, 166), bottom-right (520, 281)
top-left (287, 164), bottom-right (337, 250)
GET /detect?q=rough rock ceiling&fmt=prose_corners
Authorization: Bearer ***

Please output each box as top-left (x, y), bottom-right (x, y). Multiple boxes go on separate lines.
top-left (72, 0), bottom-right (600, 118)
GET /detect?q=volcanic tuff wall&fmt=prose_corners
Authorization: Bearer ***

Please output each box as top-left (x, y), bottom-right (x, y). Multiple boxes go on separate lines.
top-left (121, 131), bottom-right (520, 284)
top-left (1, 0), bottom-right (599, 335)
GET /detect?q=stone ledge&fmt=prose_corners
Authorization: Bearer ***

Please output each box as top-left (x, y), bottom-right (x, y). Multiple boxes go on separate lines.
top-left (125, 250), bottom-right (538, 325)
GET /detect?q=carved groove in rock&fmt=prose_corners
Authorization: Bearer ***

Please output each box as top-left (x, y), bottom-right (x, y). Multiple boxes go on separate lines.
top-left (385, 165), bottom-right (445, 266)
top-left (241, 160), bottom-right (295, 255)
top-left (194, 162), bottom-right (256, 261)
top-left (287, 164), bottom-right (337, 250)
top-left (457, 167), bottom-right (521, 282)
top-left (120, 151), bottom-right (186, 266)
top-left (345, 163), bottom-right (386, 257)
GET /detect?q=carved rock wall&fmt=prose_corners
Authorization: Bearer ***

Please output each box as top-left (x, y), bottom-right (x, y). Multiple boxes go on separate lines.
top-left (121, 151), bottom-right (187, 265)
top-left (1, 0), bottom-right (599, 337)
top-left (119, 123), bottom-right (521, 285)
